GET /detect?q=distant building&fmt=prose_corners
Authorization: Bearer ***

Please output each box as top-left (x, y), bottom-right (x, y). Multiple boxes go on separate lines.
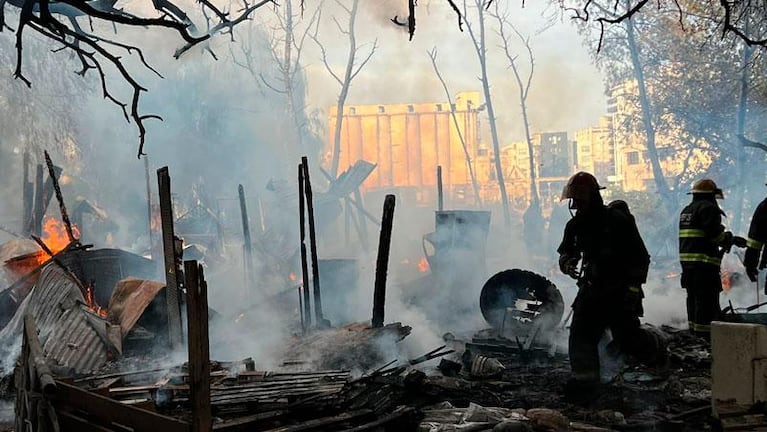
top-left (327, 91), bottom-right (485, 206)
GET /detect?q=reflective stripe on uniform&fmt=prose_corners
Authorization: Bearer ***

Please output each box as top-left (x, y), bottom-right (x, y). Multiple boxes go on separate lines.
top-left (679, 252), bottom-right (722, 266)
top-left (628, 286), bottom-right (641, 293)
top-left (679, 229), bottom-right (706, 238)
top-left (747, 237), bottom-right (765, 249)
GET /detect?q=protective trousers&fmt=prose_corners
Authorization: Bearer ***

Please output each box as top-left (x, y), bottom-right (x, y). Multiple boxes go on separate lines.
top-left (681, 267), bottom-right (721, 338)
top-left (569, 288), bottom-right (662, 382)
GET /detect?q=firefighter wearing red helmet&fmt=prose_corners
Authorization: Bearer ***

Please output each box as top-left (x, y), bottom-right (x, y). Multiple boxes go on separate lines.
top-left (679, 178), bottom-right (746, 339)
top-left (744, 183), bottom-right (767, 286)
top-left (557, 172), bottom-right (665, 399)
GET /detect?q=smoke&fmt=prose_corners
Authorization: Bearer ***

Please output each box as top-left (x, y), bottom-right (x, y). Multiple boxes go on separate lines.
top-left (0, 399), bottom-right (13, 424)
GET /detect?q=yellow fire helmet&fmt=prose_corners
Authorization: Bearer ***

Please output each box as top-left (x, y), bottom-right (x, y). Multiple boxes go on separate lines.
top-left (689, 178), bottom-right (724, 199)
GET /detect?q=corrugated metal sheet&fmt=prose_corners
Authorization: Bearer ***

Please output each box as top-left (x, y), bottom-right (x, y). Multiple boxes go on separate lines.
top-left (0, 264), bottom-right (118, 374)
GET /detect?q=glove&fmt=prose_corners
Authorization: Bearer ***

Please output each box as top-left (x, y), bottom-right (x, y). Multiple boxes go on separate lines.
top-left (733, 236), bottom-right (748, 248)
top-left (747, 267), bottom-right (759, 283)
top-left (559, 255), bottom-right (579, 279)
top-left (721, 231), bottom-right (734, 251)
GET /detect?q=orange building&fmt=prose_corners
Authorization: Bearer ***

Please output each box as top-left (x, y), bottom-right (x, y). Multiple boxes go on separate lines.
top-left (327, 92), bottom-right (485, 206)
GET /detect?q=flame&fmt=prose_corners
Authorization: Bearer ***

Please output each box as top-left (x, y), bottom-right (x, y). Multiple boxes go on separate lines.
top-left (84, 283), bottom-right (107, 317)
top-left (289, 273), bottom-right (297, 282)
top-left (31, 218), bottom-right (79, 265)
top-left (41, 218), bottom-right (79, 253)
top-left (418, 257), bottom-right (429, 273)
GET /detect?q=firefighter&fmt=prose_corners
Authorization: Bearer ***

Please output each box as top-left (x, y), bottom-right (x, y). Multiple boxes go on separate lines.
top-left (679, 179), bottom-right (746, 338)
top-left (557, 172), bottom-right (664, 397)
top-left (744, 184), bottom-right (767, 285)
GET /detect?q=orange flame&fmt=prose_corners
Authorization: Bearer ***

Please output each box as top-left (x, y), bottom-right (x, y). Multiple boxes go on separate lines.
top-left (418, 257), bottom-right (429, 273)
top-left (84, 283), bottom-right (107, 317)
top-left (41, 218), bottom-right (79, 253)
top-left (31, 218), bottom-right (80, 265)
top-left (289, 273), bottom-right (297, 282)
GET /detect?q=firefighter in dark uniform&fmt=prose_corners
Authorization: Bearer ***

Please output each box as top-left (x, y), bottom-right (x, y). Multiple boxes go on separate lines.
top-left (557, 172), bottom-right (665, 395)
top-left (744, 184), bottom-right (767, 285)
top-left (679, 179), bottom-right (746, 338)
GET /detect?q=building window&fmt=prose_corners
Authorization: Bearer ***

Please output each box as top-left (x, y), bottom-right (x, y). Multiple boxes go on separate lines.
top-left (436, 104), bottom-right (443, 112)
top-left (349, 107), bottom-right (356, 115)
top-left (378, 105), bottom-right (385, 113)
top-left (407, 105), bottom-right (415, 113)
top-left (627, 151), bottom-right (640, 165)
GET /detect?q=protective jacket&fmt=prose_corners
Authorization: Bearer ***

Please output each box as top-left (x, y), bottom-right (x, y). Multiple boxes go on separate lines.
top-left (745, 198), bottom-right (767, 272)
top-left (558, 201), bottom-right (650, 292)
top-left (678, 195), bottom-right (727, 269)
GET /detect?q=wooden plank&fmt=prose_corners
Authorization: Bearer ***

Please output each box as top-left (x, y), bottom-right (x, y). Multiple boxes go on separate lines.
top-left (212, 410), bottom-right (286, 431)
top-left (53, 380), bottom-right (189, 432)
top-left (338, 406), bottom-right (415, 432)
top-left (157, 166), bottom-right (183, 348)
top-left (185, 261), bottom-right (211, 432)
top-left (263, 409), bottom-right (373, 432)
top-left (57, 411), bottom-right (116, 432)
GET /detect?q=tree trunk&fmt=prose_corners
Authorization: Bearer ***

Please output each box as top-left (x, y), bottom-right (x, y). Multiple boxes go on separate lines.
top-left (283, 0), bottom-right (303, 156)
top-left (625, 14), bottom-right (673, 208)
top-left (330, 0), bottom-right (359, 178)
top-left (477, 3), bottom-right (511, 227)
top-left (733, 30), bottom-right (752, 233)
top-left (521, 100), bottom-right (539, 208)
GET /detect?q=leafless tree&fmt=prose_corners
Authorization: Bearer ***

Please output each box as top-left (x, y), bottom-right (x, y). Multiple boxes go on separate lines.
top-left (311, 0), bottom-right (377, 178)
top-left (463, 0), bottom-right (511, 227)
top-left (1, 0), bottom-right (273, 157)
top-left (558, 0), bottom-right (767, 50)
top-left (491, 1), bottom-right (541, 210)
top-left (233, 1), bottom-right (321, 161)
top-left (427, 47), bottom-right (483, 208)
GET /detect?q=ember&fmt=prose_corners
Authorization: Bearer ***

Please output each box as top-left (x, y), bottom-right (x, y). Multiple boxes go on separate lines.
top-left (418, 256), bottom-right (429, 273)
top-left (722, 270), bottom-right (732, 292)
top-left (289, 272), bottom-right (297, 282)
top-left (84, 283), bottom-right (107, 317)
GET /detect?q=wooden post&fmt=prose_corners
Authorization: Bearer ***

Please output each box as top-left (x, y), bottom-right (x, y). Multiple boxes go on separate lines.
top-left (145, 156), bottom-right (154, 250)
top-left (21, 151), bottom-right (32, 236)
top-left (157, 167), bottom-right (183, 349)
top-left (372, 195), bottom-right (396, 328)
top-left (298, 164), bottom-right (312, 331)
top-left (32, 164), bottom-right (44, 236)
top-left (37, 164), bottom-right (62, 236)
top-left (238, 184), bottom-right (254, 300)
top-left (354, 187), bottom-right (369, 250)
top-left (44, 151), bottom-right (75, 242)
top-left (302, 157), bottom-right (325, 327)
top-left (437, 165), bottom-right (444, 211)
top-left (184, 261), bottom-right (211, 432)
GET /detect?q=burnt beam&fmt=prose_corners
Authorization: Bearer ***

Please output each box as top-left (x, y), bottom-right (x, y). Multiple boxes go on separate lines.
top-left (437, 165), bottom-right (444, 211)
top-left (298, 163), bottom-right (312, 331)
top-left (238, 184), bottom-right (254, 300)
top-left (44, 151), bottom-right (75, 242)
top-left (157, 166), bottom-right (183, 349)
top-left (372, 194), bottom-right (396, 328)
top-left (302, 157), bottom-right (325, 328)
top-left (184, 260), bottom-right (212, 432)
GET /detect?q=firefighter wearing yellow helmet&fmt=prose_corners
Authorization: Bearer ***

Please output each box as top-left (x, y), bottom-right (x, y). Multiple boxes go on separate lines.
top-left (557, 172), bottom-right (666, 400)
top-left (679, 178), bottom-right (746, 339)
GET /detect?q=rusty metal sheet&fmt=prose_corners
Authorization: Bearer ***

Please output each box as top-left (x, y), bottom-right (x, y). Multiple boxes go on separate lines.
top-left (326, 160), bottom-right (377, 199)
top-left (106, 278), bottom-right (165, 338)
top-left (0, 264), bottom-right (118, 374)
